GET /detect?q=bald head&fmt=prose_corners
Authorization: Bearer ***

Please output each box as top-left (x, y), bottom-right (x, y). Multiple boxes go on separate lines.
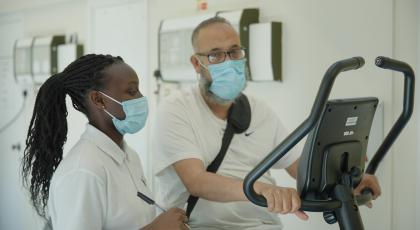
top-left (191, 16), bottom-right (238, 52)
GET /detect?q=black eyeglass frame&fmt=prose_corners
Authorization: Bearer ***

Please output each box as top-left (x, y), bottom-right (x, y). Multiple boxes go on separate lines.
top-left (195, 47), bottom-right (247, 64)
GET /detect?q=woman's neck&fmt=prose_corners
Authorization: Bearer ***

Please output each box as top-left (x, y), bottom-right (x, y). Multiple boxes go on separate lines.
top-left (89, 120), bottom-right (124, 149)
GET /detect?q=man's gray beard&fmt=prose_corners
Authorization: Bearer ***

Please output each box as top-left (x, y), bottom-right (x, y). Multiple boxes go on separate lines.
top-left (198, 67), bottom-right (248, 106)
top-left (198, 73), bottom-right (231, 106)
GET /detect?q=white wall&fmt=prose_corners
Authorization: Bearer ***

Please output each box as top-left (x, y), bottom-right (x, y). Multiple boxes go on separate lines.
top-left (0, 1), bottom-right (88, 229)
top-left (87, 0), bottom-right (151, 182)
top-left (391, 0), bottom-right (419, 229)
top-left (416, 0), bottom-right (420, 227)
top-left (0, 0), bottom-right (418, 229)
top-left (0, 12), bottom-right (42, 230)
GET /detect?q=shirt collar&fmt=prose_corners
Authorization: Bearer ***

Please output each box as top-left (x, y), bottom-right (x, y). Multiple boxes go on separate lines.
top-left (81, 123), bottom-right (127, 164)
top-left (194, 86), bottom-right (227, 125)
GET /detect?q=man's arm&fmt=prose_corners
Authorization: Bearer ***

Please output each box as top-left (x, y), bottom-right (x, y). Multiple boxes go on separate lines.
top-left (173, 158), bottom-right (308, 219)
top-left (286, 158), bottom-right (299, 179)
top-left (173, 158), bottom-right (249, 202)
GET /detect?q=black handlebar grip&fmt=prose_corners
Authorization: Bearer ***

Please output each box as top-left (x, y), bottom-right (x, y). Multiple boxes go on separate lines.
top-left (375, 56), bottom-right (413, 74)
top-left (355, 188), bottom-right (373, 206)
top-left (354, 56), bottom-right (365, 69)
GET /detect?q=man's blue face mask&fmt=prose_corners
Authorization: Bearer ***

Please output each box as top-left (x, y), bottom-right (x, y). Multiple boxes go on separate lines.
top-left (99, 91), bottom-right (148, 135)
top-left (199, 58), bottom-right (247, 101)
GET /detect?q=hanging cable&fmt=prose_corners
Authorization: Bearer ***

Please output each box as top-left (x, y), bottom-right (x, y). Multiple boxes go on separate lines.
top-left (0, 90), bottom-right (28, 133)
top-left (153, 69), bottom-right (163, 104)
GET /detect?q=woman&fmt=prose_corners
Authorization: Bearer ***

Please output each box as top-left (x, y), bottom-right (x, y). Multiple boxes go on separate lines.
top-left (22, 54), bottom-right (188, 230)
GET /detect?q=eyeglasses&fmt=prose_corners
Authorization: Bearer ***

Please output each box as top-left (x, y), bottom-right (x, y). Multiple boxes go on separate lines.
top-left (196, 47), bottom-right (247, 64)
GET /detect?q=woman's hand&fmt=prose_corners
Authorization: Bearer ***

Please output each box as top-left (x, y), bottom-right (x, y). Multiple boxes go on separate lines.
top-left (142, 208), bottom-right (189, 230)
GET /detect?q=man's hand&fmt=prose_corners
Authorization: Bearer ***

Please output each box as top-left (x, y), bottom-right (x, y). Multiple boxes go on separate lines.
top-left (254, 183), bottom-right (309, 221)
top-left (354, 174), bottom-right (382, 208)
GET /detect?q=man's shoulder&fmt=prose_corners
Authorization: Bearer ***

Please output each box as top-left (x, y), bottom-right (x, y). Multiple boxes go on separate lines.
top-left (159, 86), bottom-right (198, 110)
top-left (244, 93), bottom-right (275, 117)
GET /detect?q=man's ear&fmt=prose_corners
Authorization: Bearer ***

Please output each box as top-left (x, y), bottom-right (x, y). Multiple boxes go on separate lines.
top-left (89, 91), bottom-right (105, 109)
top-left (190, 55), bottom-right (201, 74)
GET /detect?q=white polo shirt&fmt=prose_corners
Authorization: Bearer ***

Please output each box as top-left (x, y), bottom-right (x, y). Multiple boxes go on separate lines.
top-left (48, 124), bottom-right (155, 230)
top-left (153, 86), bottom-right (300, 230)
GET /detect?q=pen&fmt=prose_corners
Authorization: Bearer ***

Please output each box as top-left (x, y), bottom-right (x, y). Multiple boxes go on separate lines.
top-left (137, 191), bottom-right (191, 229)
top-left (137, 191), bottom-right (167, 212)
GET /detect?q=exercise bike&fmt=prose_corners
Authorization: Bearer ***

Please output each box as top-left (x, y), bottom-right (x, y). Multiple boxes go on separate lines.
top-left (243, 56), bottom-right (415, 230)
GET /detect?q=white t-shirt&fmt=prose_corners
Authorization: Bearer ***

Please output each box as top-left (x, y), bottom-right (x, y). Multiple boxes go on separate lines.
top-left (48, 124), bottom-right (155, 230)
top-left (154, 86), bottom-right (300, 230)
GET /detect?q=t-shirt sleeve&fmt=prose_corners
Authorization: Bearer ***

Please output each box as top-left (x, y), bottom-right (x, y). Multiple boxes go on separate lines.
top-left (49, 170), bottom-right (106, 230)
top-left (153, 98), bottom-right (204, 175)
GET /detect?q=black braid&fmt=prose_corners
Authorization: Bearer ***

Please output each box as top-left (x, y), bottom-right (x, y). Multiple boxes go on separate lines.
top-left (21, 54), bottom-right (124, 218)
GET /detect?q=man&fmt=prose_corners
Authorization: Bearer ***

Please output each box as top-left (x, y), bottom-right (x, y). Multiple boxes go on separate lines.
top-left (153, 17), bottom-right (381, 229)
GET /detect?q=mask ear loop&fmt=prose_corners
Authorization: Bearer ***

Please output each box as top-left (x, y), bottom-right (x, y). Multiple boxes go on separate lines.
top-left (99, 91), bottom-right (123, 105)
top-left (193, 55), bottom-right (204, 84)
top-left (103, 109), bottom-right (117, 120)
top-left (195, 55), bottom-right (210, 83)
top-left (195, 55), bottom-right (208, 70)
top-left (99, 91), bottom-right (121, 120)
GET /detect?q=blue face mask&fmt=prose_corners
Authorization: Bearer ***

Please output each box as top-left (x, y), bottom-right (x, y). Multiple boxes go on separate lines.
top-left (201, 59), bottom-right (246, 101)
top-left (100, 91), bottom-right (148, 135)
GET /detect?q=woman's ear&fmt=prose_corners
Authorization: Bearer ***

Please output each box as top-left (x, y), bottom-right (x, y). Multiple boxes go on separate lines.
top-left (89, 91), bottom-right (105, 109)
top-left (190, 55), bottom-right (201, 74)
